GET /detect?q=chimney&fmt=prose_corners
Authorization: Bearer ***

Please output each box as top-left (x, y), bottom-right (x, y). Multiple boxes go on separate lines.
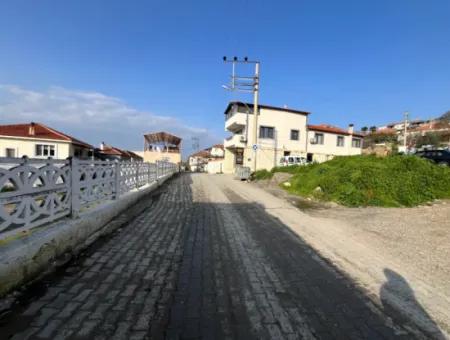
top-left (348, 124), bottom-right (354, 134)
top-left (28, 122), bottom-right (35, 136)
top-left (100, 141), bottom-right (105, 150)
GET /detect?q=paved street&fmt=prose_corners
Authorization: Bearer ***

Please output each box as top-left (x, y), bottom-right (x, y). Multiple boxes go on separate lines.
top-left (1, 173), bottom-right (418, 339)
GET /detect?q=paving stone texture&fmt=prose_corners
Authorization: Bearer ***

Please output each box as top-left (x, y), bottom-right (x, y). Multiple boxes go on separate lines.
top-left (0, 174), bottom-right (420, 339)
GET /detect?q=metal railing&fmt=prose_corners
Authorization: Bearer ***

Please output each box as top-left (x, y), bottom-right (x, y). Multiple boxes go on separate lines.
top-left (0, 157), bottom-right (178, 235)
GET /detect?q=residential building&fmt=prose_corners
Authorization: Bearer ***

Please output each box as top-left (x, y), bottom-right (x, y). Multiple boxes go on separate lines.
top-left (141, 132), bottom-right (182, 164)
top-left (307, 124), bottom-right (364, 162)
top-left (0, 122), bottom-right (93, 159)
top-left (223, 102), bottom-right (310, 173)
top-left (95, 142), bottom-right (143, 161)
top-left (208, 144), bottom-right (225, 158)
top-left (188, 150), bottom-right (210, 172)
top-left (188, 144), bottom-right (225, 173)
top-left (223, 102), bottom-right (363, 173)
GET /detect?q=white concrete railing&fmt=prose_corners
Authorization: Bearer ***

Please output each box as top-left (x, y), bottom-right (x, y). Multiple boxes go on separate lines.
top-left (0, 157), bottom-right (178, 234)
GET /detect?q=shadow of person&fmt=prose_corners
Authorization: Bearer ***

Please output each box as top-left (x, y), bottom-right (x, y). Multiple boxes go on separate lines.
top-left (380, 268), bottom-right (446, 340)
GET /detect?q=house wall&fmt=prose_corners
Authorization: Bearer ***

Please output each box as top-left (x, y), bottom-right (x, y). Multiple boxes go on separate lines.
top-left (224, 107), bottom-right (309, 173)
top-left (143, 150), bottom-right (181, 164)
top-left (307, 131), bottom-right (362, 162)
top-left (210, 147), bottom-right (224, 158)
top-left (205, 159), bottom-right (224, 174)
top-left (0, 136), bottom-right (72, 159)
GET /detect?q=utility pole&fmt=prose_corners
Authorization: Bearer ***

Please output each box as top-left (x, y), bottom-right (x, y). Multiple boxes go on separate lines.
top-left (222, 56), bottom-right (260, 172)
top-left (191, 136), bottom-right (199, 172)
top-left (403, 111), bottom-right (409, 153)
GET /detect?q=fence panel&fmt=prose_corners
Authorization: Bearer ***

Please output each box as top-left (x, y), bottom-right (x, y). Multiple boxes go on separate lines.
top-left (0, 157), bottom-right (71, 233)
top-left (0, 158), bottom-right (176, 235)
top-left (74, 159), bottom-right (116, 208)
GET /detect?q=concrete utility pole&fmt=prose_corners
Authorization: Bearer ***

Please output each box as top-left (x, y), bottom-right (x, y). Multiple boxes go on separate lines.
top-left (222, 56), bottom-right (260, 171)
top-left (404, 111), bottom-right (409, 152)
top-left (191, 136), bottom-right (200, 172)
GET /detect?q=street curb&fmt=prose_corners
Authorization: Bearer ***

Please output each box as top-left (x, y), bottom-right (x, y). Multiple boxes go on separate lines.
top-left (0, 173), bottom-right (175, 297)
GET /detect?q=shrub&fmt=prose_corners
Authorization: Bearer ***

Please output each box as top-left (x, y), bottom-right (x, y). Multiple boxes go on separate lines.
top-left (252, 169), bottom-right (273, 180)
top-left (283, 155), bottom-right (450, 207)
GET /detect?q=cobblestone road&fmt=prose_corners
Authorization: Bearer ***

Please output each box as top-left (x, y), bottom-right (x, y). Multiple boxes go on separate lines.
top-left (1, 174), bottom-right (420, 339)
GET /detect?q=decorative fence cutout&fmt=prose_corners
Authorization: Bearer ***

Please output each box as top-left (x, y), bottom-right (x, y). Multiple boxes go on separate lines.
top-left (0, 157), bottom-right (177, 234)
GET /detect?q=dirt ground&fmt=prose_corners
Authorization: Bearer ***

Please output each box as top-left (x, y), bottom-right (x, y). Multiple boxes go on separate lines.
top-left (251, 174), bottom-right (450, 338)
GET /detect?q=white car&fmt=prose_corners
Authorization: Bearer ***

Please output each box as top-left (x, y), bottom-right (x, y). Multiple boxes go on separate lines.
top-left (279, 156), bottom-right (308, 166)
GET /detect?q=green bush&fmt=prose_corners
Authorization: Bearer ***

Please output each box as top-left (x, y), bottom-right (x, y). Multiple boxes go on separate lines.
top-left (252, 169), bottom-right (273, 180)
top-left (283, 155), bottom-right (450, 207)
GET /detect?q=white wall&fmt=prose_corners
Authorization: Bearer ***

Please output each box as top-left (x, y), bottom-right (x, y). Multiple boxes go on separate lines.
top-left (0, 136), bottom-right (72, 159)
top-left (307, 130), bottom-right (362, 162)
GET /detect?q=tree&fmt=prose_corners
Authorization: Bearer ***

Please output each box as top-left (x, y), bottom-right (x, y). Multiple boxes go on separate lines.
top-left (415, 132), bottom-right (440, 148)
top-left (370, 126), bottom-right (377, 133)
top-left (440, 110), bottom-right (450, 122)
top-left (361, 126), bottom-right (368, 133)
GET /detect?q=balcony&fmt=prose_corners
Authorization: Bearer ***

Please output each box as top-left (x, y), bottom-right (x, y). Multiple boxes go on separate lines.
top-left (225, 112), bottom-right (247, 132)
top-left (224, 134), bottom-right (247, 149)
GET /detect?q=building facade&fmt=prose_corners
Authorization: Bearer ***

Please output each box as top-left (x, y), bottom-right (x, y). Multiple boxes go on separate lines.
top-left (223, 102), bottom-right (363, 173)
top-left (223, 102), bottom-right (309, 173)
top-left (0, 122), bottom-right (93, 159)
top-left (307, 124), bottom-right (364, 162)
top-left (141, 132), bottom-right (182, 164)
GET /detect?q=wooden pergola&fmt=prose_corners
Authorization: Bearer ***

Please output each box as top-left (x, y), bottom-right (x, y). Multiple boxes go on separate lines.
top-left (143, 132), bottom-right (182, 153)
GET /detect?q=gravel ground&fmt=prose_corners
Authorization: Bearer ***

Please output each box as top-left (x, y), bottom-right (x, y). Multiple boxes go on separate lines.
top-left (250, 175), bottom-right (450, 338)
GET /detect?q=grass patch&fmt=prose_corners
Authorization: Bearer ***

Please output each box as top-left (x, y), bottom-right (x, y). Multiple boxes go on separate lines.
top-left (251, 169), bottom-right (273, 180)
top-left (283, 155), bottom-right (450, 207)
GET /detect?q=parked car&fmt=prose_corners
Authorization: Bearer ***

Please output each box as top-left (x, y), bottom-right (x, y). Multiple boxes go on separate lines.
top-left (415, 149), bottom-right (450, 166)
top-left (279, 155), bottom-right (308, 166)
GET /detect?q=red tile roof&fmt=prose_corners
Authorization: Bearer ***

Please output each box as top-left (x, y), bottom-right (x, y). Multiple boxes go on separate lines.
top-left (97, 145), bottom-right (143, 160)
top-left (190, 150), bottom-right (210, 158)
top-left (308, 124), bottom-right (364, 138)
top-left (0, 122), bottom-right (93, 148)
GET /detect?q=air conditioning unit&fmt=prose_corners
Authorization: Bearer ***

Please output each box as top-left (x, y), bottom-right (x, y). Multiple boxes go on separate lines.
top-left (310, 138), bottom-right (316, 144)
top-left (239, 136), bottom-right (247, 143)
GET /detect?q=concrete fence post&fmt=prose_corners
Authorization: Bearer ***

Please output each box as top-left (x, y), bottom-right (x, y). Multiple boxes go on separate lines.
top-left (135, 162), bottom-right (140, 189)
top-left (70, 157), bottom-right (80, 218)
top-left (114, 160), bottom-right (121, 199)
top-left (156, 161), bottom-right (159, 179)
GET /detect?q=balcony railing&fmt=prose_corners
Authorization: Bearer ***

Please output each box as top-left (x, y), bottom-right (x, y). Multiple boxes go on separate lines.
top-left (225, 112), bottom-right (247, 132)
top-left (224, 134), bottom-right (247, 148)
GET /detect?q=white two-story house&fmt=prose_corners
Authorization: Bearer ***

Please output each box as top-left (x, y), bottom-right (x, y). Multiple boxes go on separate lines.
top-left (223, 102), bottom-right (310, 173)
top-left (223, 102), bottom-right (363, 173)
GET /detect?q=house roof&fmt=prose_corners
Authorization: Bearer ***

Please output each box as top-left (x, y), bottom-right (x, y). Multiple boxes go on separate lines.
top-left (143, 131), bottom-right (181, 146)
top-left (0, 122), bottom-right (93, 148)
top-left (308, 124), bottom-right (364, 138)
top-left (97, 145), bottom-right (143, 160)
top-left (224, 102), bottom-right (310, 116)
top-left (189, 150), bottom-right (210, 159)
top-left (212, 144), bottom-right (224, 149)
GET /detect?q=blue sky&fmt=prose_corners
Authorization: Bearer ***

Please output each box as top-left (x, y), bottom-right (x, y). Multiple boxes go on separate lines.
top-left (1, 0), bottom-right (449, 155)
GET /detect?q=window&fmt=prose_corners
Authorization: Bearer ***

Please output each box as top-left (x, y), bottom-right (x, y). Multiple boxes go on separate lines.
top-left (314, 133), bottom-right (324, 145)
top-left (352, 138), bottom-right (361, 148)
top-left (290, 129), bottom-right (299, 141)
top-left (35, 144), bottom-right (55, 157)
top-left (337, 136), bottom-right (345, 147)
top-left (259, 126), bottom-right (274, 139)
top-left (5, 148), bottom-right (15, 158)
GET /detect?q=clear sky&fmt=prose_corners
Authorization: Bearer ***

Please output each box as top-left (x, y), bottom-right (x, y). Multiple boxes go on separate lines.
top-left (1, 0), bottom-right (449, 155)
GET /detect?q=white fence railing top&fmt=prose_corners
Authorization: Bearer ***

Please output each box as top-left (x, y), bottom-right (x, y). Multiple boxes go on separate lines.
top-left (0, 157), bottom-right (177, 236)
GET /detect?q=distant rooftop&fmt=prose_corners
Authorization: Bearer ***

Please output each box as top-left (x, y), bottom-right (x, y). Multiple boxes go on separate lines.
top-left (224, 101), bottom-right (310, 116)
top-left (0, 122), bottom-right (93, 148)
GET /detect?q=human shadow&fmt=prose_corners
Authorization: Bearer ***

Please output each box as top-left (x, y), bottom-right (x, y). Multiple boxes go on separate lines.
top-left (380, 268), bottom-right (447, 340)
